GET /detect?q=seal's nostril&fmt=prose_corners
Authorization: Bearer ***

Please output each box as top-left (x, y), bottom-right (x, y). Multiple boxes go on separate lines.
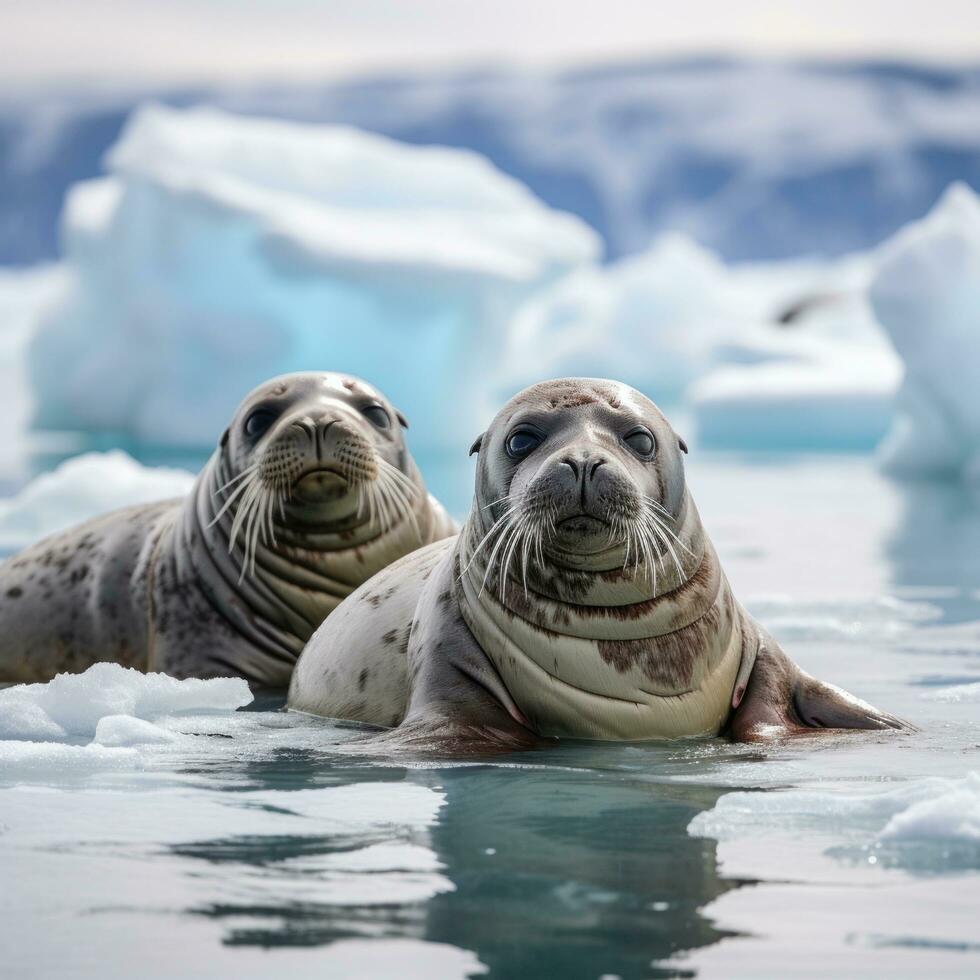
top-left (588, 459), bottom-right (606, 481)
top-left (561, 457), bottom-right (579, 479)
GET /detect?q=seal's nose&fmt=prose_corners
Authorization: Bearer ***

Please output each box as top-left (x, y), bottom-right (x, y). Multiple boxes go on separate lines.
top-left (560, 453), bottom-right (607, 484)
top-left (313, 417), bottom-right (339, 462)
top-left (292, 415), bottom-right (341, 462)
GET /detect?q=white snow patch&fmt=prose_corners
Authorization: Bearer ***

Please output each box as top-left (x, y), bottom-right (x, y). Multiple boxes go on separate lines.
top-left (0, 450), bottom-right (193, 552)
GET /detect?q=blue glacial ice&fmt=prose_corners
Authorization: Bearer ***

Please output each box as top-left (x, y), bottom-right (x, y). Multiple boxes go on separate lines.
top-left (871, 182), bottom-right (980, 481)
top-left (7, 101), bottom-right (979, 470)
top-left (28, 104), bottom-right (599, 454)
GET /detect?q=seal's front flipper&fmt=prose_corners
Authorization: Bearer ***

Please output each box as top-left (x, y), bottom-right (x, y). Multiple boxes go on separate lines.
top-left (729, 644), bottom-right (914, 741)
top-left (792, 674), bottom-right (913, 733)
top-left (367, 717), bottom-right (544, 758)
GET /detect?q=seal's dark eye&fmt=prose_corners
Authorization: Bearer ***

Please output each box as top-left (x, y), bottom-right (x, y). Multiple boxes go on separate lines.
top-left (623, 427), bottom-right (656, 458)
top-left (244, 408), bottom-right (277, 438)
top-left (362, 405), bottom-right (391, 430)
top-left (506, 429), bottom-right (542, 459)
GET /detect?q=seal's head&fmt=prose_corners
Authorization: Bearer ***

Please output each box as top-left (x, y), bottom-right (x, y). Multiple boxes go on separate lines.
top-left (212, 372), bottom-right (419, 574)
top-left (468, 378), bottom-right (690, 588)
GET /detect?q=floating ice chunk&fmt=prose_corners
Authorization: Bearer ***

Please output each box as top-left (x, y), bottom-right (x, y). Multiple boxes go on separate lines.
top-left (922, 682), bottom-right (980, 702)
top-left (29, 104), bottom-right (599, 454)
top-left (691, 354), bottom-right (899, 451)
top-left (870, 182), bottom-right (980, 479)
top-left (0, 450), bottom-right (193, 552)
top-left (878, 773), bottom-right (980, 842)
top-left (0, 663), bottom-right (252, 741)
top-left (689, 255), bottom-right (901, 449)
top-left (690, 773), bottom-right (980, 846)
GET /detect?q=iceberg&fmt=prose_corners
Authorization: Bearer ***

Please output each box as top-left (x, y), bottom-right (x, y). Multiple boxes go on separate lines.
top-left (505, 234), bottom-right (744, 403)
top-left (870, 183), bottom-right (980, 480)
top-left (27, 104), bottom-right (599, 455)
top-left (506, 231), bottom-right (901, 449)
top-left (0, 265), bottom-right (68, 484)
top-left (0, 450), bottom-right (194, 553)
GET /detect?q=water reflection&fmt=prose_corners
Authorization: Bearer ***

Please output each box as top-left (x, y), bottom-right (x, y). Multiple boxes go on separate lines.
top-left (887, 478), bottom-right (980, 624)
top-left (166, 722), bottom-right (744, 976)
top-left (421, 752), bottom-right (741, 978)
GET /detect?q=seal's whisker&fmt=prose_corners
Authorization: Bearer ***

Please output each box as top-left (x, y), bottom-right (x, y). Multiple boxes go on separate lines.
top-left (380, 476), bottom-right (407, 537)
top-left (520, 520), bottom-right (535, 597)
top-left (646, 514), bottom-right (685, 584)
top-left (381, 471), bottom-right (405, 532)
top-left (481, 493), bottom-right (515, 511)
top-left (379, 465), bottom-right (422, 541)
top-left (499, 515), bottom-right (528, 602)
top-left (380, 471), bottom-right (414, 537)
top-left (208, 477), bottom-right (251, 527)
top-left (213, 463), bottom-right (258, 497)
top-left (373, 478), bottom-right (394, 535)
top-left (228, 478), bottom-right (261, 557)
top-left (459, 505), bottom-right (517, 579)
top-left (641, 496), bottom-right (695, 556)
top-left (381, 460), bottom-right (422, 500)
top-left (479, 511), bottom-right (521, 596)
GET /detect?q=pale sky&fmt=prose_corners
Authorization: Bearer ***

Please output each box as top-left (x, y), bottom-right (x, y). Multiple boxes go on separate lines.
top-left (2, 0), bottom-right (979, 87)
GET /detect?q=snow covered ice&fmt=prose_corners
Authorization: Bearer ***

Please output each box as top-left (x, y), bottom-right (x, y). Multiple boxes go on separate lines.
top-left (27, 104), bottom-right (599, 454)
top-left (0, 662), bottom-right (252, 742)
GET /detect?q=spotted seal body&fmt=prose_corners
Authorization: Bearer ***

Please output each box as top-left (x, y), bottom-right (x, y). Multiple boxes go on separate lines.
top-left (0, 372), bottom-right (454, 686)
top-left (289, 378), bottom-right (908, 750)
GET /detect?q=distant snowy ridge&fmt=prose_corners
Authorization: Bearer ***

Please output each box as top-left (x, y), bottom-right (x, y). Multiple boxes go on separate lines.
top-left (2, 58), bottom-right (979, 265)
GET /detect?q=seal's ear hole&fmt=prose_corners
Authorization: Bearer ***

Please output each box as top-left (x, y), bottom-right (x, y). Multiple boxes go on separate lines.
top-left (396, 410), bottom-right (409, 429)
top-left (220, 428), bottom-right (229, 448)
top-left (469, 433), bottom-right (484, 457)
top-left (678, 436), bottom-right (689, 454)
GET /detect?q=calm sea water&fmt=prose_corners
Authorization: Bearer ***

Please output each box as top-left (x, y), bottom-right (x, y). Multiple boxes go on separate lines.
top-left (2, 453), bottom-right (980, 979)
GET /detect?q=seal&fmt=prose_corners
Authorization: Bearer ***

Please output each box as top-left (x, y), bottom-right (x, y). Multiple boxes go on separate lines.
top-left (0, 372), bottom-right (455, 686)
top-left (288, 377), bottom-right (910, 750)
